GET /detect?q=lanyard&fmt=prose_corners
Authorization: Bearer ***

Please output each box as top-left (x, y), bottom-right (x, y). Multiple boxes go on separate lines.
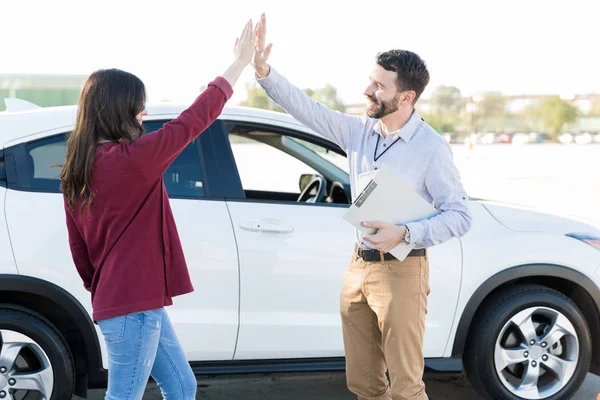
top-left (373, 119), bottom-right (424, 162)
top-left (373, 134), bottom-right (402, 162)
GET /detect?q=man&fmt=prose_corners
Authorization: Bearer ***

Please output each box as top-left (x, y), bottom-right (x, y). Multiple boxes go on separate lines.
top-left (252, 14), bottom-right (472, 400)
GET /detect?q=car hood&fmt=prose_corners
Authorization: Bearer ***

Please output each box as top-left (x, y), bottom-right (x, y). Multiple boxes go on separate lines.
top-left (480, 200), bottom-right (600, 235)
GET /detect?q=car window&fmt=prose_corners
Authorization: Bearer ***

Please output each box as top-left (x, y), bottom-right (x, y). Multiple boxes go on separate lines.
top-left (27, 136), bottom-right (66, 183)
top-left (229, 130), bottom-right (319, 194)
top-left (29, 137), bottom-right (65, 180)
top-left (21, 120), bottom-right (205, 197)
top-left (144, 121), bottom-right (205, 198)
top-left (289, 137), bottom-right (349, 174)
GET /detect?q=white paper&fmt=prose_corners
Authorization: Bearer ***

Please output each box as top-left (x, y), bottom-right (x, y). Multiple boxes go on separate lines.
top-left (343, 167), bottom-right (438, 261)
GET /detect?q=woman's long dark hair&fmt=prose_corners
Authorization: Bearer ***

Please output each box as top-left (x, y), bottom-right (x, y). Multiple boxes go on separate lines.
top-left (60, 69), bottom-right (146, 211)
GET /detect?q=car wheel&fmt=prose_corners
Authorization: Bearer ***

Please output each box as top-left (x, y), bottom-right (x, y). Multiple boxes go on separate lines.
top-left (464, 284), bottom-right (591, 400)
top-left (0, 306), bottom-right (75, 400)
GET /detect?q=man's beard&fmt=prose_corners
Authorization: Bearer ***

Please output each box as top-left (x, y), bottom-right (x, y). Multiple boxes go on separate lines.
top-left (365, 93), bottom-right (401, 119)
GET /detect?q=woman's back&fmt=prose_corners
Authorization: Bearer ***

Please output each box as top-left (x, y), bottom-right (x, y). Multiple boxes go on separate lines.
top-left (64, 77), bottom-right (234, 322)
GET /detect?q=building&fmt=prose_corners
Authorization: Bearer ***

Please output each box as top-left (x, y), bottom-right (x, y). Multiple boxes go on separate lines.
top-left (1, 74), bottom-right (86, 111)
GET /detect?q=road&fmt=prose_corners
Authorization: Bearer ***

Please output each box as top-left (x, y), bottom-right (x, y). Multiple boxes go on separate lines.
top-left (82, 371), bottom-right (600, 399)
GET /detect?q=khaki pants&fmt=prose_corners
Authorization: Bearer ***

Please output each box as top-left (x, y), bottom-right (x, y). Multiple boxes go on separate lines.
top-left (340, 251), bottom-right (430, 400)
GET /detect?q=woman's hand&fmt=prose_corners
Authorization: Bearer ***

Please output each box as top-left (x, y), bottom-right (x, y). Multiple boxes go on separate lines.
top-left (222, 19), bottom-right (255, 87)
top-left (234, 19), bottom-right (255, 66)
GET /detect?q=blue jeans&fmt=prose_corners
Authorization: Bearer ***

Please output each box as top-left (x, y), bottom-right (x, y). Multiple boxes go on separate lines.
top-left (98, 308), bottom-right (197, 400)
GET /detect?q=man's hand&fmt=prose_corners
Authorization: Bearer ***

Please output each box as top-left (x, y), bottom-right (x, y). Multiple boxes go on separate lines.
top-left (252, 13), bottom-right (273, 78)
top-left (362, 221), bottom-right (406, 253)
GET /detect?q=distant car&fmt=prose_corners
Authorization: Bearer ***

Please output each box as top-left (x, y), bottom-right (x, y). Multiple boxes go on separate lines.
top-left (575, 133), bottom-right (593, 145)
top-left (528, 132), bottom-right (539, 143)
top-left (498, 132), bottom-right (513, 144)
top-left (526, 133), bottom-right (551, 144)
top-left (481, 133), bottom-right (496, 145)
top-left (1, 104), bottom-right (600, 400)
top-left (559, 133), bottom-right (574, 144)
top-left (512, 133), bottom-right (530, 145)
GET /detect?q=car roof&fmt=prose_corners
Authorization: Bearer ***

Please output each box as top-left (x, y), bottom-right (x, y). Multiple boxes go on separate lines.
top-left (0, 104), bottom-right (328, 147)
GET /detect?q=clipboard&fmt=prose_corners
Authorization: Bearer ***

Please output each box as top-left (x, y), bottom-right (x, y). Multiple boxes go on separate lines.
top-left (343, 167), bottom-right (438, 261)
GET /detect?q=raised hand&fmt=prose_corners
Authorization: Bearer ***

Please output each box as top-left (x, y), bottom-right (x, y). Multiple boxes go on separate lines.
top-left (252, 13), bottom-right (273, 77)
top-left (233, 19), bottom-right (255, 66)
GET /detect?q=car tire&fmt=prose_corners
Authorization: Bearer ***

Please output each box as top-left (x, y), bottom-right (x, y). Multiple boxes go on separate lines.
top-left (0, 305), bottom-right (75, 399)
top-left (464, 284), bottom-right (591, 400)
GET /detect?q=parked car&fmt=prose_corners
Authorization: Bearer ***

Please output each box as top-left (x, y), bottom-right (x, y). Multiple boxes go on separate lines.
top-left (533, 132), bottom-right (552, 143)
top-left (1, 104), bottom-right (600, 400)
top-left (498, 132), bottom-right (513, 144)
top-left (512, 133), bottom-right (530, 146)
top-left (528, 132), bottom-right (539, 143)
top-left (575, 133), bottom-right (593, 145)
top-left (481, 132), bottom-right (496, 145)
top-left (526, 132), bottom-right (551, 144)
top-left (559, 133), bottom-right (574, 144)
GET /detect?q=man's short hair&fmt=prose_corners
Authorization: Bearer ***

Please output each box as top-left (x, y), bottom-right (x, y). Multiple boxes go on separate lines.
top-left (376, 50), bottom-right (430, 103)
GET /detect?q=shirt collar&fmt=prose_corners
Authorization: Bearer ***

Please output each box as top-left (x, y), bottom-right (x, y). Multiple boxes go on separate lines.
top-left (374, 109), bottom-right (422, 143)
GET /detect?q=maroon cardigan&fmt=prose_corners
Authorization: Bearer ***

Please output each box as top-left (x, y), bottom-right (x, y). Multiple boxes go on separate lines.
top-left (64, 77), bottom-right (233, 321)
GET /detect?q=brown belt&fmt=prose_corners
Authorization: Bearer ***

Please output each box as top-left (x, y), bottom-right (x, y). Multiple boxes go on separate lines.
top-left (355, 246), bottom-right (426, 262)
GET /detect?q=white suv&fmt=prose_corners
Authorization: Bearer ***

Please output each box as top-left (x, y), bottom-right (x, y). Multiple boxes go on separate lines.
top-left (1, 103), bottom-right (600, 400)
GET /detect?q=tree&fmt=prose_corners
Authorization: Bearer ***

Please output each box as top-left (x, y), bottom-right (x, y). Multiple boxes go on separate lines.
top-left (420, 111), bottom-right (458, 133)
top-left (431, 85), bottom-right (462, 112)
top-left (426, 85), bottom-right (463, 133)
top-left (304, 84), bottom-right (346, 112)
top-left (239, 83), bottom-right (345, 113)
top-left (239, 85), bottom-right (284, 112)
top-left (534, 96), bottom-right (578, 139)
top-left (477, 91), bottom-right (506, 119)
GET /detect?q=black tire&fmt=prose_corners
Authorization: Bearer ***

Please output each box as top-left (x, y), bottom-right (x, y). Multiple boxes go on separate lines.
top-left (0, 305), bottom-right (75, 400)
top-left (464, 284), bottom-right (591, 400)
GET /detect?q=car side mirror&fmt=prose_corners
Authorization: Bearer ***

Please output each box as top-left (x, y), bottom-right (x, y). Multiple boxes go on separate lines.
top-left (299, 174), bottom-right (313, 192)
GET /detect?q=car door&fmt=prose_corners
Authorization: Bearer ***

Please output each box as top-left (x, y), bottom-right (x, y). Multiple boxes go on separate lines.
top-left (221, 122), bottom-right (353, 360)
top-left (3, 119), bottom-right (239, 363)
top-left (221, 119), bottom-right (463, 360)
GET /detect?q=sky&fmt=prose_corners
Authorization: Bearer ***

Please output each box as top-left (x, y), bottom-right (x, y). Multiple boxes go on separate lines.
top-left (2, 0), bottom-right (599, 106)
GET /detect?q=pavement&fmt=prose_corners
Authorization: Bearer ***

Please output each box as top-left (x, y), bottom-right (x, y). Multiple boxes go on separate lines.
top-left (81, 371), bottom-right (600, 399)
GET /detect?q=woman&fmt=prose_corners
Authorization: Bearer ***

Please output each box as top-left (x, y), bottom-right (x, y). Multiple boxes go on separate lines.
top-left (60, 20), bottom-right (255, 400)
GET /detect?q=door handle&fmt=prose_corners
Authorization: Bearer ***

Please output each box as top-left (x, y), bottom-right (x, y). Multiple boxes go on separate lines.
top-left (239, 222), bottom-right (294, 234)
